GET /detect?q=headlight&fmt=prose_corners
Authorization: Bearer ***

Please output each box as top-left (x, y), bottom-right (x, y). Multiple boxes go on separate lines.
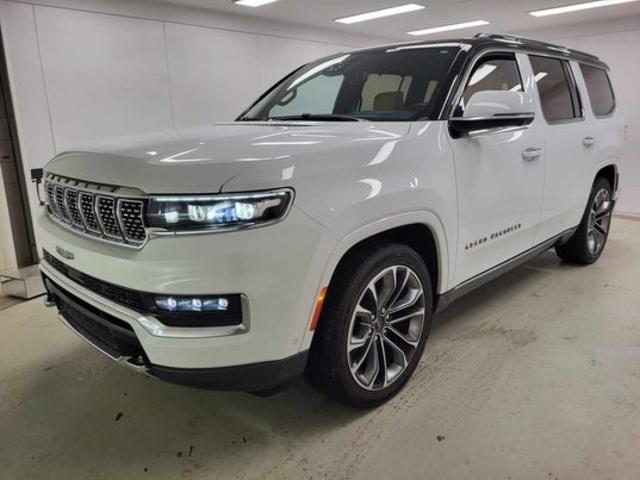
top-left (147, 189), bottom-right (293, 231)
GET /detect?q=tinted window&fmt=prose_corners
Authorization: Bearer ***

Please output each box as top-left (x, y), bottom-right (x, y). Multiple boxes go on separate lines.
top-left (458, 56), bottom-right (523, 113)
top-left (241, 47), bottom-right (459, 122)
top-left (270, 74), bottom-right (344, 117)
top-left (361, 74), bottom-right (412, 111)
top-left (580, 64), bottom-right (615, 116)
top-left (530, 56), bottom-right (581, 122)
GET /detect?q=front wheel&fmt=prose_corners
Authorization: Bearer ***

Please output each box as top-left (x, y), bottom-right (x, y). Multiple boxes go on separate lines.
top-left (307, 243), bottom-right (433, 408)
top-left (556, 177), bottom-right (613, 264)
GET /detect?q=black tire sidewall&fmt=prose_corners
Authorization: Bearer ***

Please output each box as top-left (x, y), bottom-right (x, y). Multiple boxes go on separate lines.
top-left (314, 243), bottom-right (433, 408)
top-left (561, 178), bottom-right (613, 264)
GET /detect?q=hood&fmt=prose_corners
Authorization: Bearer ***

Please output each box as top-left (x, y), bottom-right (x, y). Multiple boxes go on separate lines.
top-left (45, 122), bottom-right (412, 194)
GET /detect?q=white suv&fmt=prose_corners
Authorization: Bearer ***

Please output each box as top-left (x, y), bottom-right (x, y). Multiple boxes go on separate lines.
top-left (39, 34), bottom-right (623, 407)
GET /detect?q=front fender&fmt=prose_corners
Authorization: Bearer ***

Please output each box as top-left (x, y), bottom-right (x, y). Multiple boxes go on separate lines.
top-left (298, 210), bottom-right (451, 352)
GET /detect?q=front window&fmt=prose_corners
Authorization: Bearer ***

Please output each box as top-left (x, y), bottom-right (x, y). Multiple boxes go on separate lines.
top-left (240, 46), bottom-right (461, 122)
top-left (455, 54), bottom-right (523, 116)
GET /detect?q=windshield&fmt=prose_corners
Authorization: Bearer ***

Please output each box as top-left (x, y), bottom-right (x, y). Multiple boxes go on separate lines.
top-left (240, 46), bottom-right (461, 122)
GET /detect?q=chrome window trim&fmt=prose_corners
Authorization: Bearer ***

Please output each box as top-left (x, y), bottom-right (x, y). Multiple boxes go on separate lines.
top-left (442, 46), bottom-right (607, 122)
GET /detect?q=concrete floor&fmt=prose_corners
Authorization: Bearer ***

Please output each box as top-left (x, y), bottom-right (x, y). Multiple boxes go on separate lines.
top-left (1, 218), bottom-right (639, 480)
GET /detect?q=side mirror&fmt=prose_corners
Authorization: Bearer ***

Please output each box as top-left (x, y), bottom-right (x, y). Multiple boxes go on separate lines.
top-left (449, 90), bottom-right (534, 138)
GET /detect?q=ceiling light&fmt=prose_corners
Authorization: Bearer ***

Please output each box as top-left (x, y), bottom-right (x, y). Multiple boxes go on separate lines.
top-left (407, 20), bottom-right (490, 36)
top-left (529, 0), bottom-right (638, 17)
top-left (233, 0), bottom-right (279, 7)
top-left (335, 3), bottom-right (425, 24)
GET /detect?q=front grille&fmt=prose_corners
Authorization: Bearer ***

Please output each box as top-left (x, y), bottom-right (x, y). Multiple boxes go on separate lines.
top-left (79, 191), bottom-right (101, 232)
top-left (44, 174), bottom-right (147, 247)
top-left (43, 249), bottom-right (148, 311)
top-left (54, 185), bottom-right (69, 222)
top-left (65, 189), bottom-right (83, 227)
top-left (97, 196), bottom-right (121, 238)
top-left (119, 200), bottom-right (146, 242)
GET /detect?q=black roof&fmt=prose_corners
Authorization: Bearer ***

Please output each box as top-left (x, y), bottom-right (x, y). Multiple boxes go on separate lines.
top-left (353, 33), bottom-right (607, 69)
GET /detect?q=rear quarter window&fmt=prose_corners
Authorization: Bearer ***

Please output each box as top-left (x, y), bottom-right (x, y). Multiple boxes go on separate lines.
top-left (580, 64), bottom-right (615, 117)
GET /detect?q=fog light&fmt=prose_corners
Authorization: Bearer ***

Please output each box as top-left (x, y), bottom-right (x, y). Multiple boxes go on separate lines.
top-left (155, 296), bottom-right (230, 312)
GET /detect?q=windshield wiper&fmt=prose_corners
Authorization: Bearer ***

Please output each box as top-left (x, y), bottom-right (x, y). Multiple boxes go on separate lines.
top-left (267, 113), bottom-right (363, 122)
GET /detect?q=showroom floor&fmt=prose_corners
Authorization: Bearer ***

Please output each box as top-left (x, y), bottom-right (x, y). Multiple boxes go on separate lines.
top-left (1, 218), bottom-right (639, 480)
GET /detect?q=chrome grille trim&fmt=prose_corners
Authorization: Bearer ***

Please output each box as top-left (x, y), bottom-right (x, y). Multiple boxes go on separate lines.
top-left (54, 184), bottom-right (70, 223)
top-left (44, 174), bottom-right (148, 249)
top-left (96, 195), bottom-right (123, 239)
top-left (117, 199), bottom-right (147, 243)
top-left (64, 188), bottom-right (84, 228)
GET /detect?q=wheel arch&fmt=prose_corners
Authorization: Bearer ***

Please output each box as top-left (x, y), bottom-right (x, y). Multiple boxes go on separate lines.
top-left (594, 163), bottom-right (619, 196)
top-left (319, 212), bottom-right (449, 308)
top-left (299, 211), bottom-right (450, 352)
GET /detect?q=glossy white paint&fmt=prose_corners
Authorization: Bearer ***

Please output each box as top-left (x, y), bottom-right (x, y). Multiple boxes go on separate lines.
top-left (534, 60), bottom-right (624, 243)
top-left (38, 47), bottom-right (622, 371)
top-left (448, 53), bottom-right (546, 284)
top-left (462, 90), bottom-right (531, 118)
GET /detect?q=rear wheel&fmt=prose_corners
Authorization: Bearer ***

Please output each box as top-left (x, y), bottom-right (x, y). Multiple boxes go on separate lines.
top-left (556, 177), bottom-right (613, 264)
top-left (307, 243), bottom-right (433, 408)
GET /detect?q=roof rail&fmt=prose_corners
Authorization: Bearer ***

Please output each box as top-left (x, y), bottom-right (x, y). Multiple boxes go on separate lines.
top-left (473, 32), bottom-right (600, 62)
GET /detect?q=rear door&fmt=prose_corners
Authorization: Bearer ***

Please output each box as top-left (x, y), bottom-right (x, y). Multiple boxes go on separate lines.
top-left (575, 63), bottom-right (623, 194)
top-left (530, 55), bottom-right (591, 243)
top-left (448, 52), bottom-right (546, 285)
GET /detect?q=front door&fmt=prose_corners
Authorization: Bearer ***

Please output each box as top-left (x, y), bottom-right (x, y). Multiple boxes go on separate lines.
top-left (448, 52), bottom-right (546, 285)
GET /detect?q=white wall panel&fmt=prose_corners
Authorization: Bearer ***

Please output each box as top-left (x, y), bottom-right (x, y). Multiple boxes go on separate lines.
top-left (166, 24), bottom-right (260, 126)
top-left (0, 0), bottom-right (377, 267)
top-left (34, 6), bottom-right (173, 151)
top-left (257, 36), bottom-right (343, 91)
top-left (0, 1), bottom-right (55, 253)
top-left (573, 31), bottom-right (640, 216)
top-left (519, 24), bottom-right (640, 216)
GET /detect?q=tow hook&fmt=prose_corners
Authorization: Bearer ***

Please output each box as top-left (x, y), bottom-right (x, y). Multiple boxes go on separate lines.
top-left (44, 293), bottom-right (56, 308)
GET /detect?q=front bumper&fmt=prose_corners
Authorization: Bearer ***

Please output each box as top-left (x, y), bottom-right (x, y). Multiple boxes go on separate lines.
top-left (42, 272), bottom-right (308, 390)
top-left (37, 206), bottom-right (337, 373)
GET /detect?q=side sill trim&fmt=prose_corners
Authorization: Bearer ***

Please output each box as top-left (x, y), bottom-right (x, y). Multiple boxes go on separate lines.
top-left (435, 227), bottom-right (577, 312)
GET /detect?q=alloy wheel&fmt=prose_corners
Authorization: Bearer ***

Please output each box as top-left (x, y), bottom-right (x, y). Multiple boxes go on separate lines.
top-left (587, 188), bottom-right (612, 255)
top-left (347, 265), bottom-right (425, 391)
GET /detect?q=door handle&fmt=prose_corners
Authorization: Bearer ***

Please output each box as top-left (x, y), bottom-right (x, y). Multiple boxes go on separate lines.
top-left (522, 147), bottom-right (543, 161)
top-left (583, 136), bottom-right (596, 147)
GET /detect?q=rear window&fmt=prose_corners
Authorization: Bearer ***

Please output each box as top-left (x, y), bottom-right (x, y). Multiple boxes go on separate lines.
top-left (530, 55), bottom-right (582, 123)
top-left (580, 64), bottom-right (615, 117)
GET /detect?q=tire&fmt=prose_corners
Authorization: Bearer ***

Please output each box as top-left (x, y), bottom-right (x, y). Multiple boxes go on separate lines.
top-left (307, 243), bottom-right (433, 408)
top-left (555, 177), bottom-right (614, 264)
